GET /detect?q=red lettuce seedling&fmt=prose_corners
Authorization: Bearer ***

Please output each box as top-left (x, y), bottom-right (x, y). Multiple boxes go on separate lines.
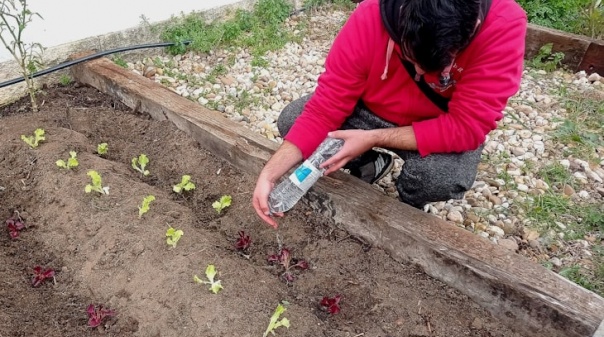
top-left (320, 295), bottom-right (341, 315)
top-left (235, 230), bottom-right (251, 253)
top-left (31, 266), bottom-right (55, 287)
top-left (87, 304), bottom-right (115, 328)
top-left (6, 218), bottom-right (25, 239)
top-left (267, 247), bottom-right (309, 283)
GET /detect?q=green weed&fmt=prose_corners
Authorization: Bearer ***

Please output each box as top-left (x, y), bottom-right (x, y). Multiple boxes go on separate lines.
top-left (559, 263), bottom-right (604, 297)
top-left (303, 0), bottom-right (355, 10)
top-left (553, 90), bottom-right (604, 161)
top-left (517, 0), bottom-right (603, 39)
top-left (112, 56), bottom-right (128, 68)
top-left (527, 43), bottom-right (565, 72)
top-left (537, 163), bottom-right (574, 189)
top-left (161, 0), bottom-right (293, 57)
top-left (58, 74), bottom-right (72, 86)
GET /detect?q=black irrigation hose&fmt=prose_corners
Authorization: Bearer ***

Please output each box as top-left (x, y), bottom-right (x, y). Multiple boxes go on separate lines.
top-left (0, 41), bottom-right (191, 89)
top-left (0, 5), bottom-right (317, 90)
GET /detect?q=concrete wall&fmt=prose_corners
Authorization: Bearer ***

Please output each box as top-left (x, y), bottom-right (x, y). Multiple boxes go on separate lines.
top-left (0, 0), bottom-right (257, 106)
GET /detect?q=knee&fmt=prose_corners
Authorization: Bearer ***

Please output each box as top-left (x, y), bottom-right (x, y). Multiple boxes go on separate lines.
top-left (277, 95), bottom-right (312, 137)
top-left (396, 160), bottom-right (477, 207)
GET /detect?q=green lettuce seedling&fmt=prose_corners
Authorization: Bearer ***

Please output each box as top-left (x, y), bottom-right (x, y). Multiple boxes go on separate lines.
top-left (132, 154), bottom-right (150, 176)
top-left (263, 302), bottom-right (290, 337)
top-left (56, 151), bottom-right (79, 169)
top-left (97, 143), bottom-right (108, 156)
top-left (212, 195), bottom-right (232, 214)
top-left (21, 128), bottom-right (45, 148)
top-left (166, 226), bottom-right (184, 248)
top-left (85, 170), bottom-right (109, 195)
top-left (138, 195), bottom-right (155, 218)
top-left (173, 175), bottom-right (195, 193)
top-left (193, 264), bottom-right (223, 294)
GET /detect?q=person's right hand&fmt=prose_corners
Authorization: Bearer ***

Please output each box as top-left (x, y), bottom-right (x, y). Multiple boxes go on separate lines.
top-left (252, 174), bottom-right (283, 229)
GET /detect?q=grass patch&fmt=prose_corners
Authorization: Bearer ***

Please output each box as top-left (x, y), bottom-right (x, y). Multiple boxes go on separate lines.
top-left (517, 0), bottom-right (604, 39)
top-left (160, 0), bottom-right (294, 58)
top-left (537, 163), bottom-right (574, 189)
top-left (303, 0), bottom-right (356, 10)
top-left (524, 192), bottom-right (604, 238)
top-left (552, 89), bottom-right (604, 162)
top-left (112, 56), bottom-right (128, 68)
top-left (559, 259), bottom-right (604, 297)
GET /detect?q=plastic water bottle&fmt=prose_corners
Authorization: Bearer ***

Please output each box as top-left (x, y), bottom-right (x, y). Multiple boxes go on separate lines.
top-left (268, 137), bottom-right (344, 214)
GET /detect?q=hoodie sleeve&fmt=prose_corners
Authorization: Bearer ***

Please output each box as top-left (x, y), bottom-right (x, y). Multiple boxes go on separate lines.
top-left (283, 1), bottom-right (378, 158)
top-left (411, 13), bottom-right (527, 157)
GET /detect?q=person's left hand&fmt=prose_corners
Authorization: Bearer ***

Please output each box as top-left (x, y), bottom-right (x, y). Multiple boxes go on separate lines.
top-left (320, 129), bottom-right (377, 175)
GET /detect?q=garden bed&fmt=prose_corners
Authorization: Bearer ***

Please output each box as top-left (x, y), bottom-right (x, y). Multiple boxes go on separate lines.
top-left (0, 84), bottom-right (529, 337)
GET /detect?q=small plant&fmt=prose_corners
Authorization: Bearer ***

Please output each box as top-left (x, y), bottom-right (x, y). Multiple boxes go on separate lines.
top-left (193, 264), bottom-right (223, 294)
top-left (56, 151), bottom-right (79, 169)
top-left (212, 195), bottom-right (232, 214)
top-left (138, 195), bottom-right (155, 218)
top-left (6, 212), bottom-right (25, 239)
top-left (21, 128), bottom-right (45, 148)
top-left (166, 226), bottom-right (184, 248)
top-left (31, 266), bottom-right (55, 287)
top-left (268, 247), bottom-right (309, 283)
top-left (86, 304), bottom-right (115, 328)
top-left (85, 170), bottom-right (109, 195)
top-left (131, 154), bottom-right (150, 176)
top-left (528, 43), bottom-right (565, 72)
top-left (320, 295), bottom-right (341, 315)
top-left (112, 55), bottom-right (128, 68)
top-left (263, 302), bottom-right (290, 337)
top-left (58, 74), bottom-right (72, 86)
top-left (0, 0), bottom-right (44, 112)
top-left (173, 175), bottom-right (195, 193)
top-left (97, 143), bottom-right (108, 156)
top-left (235, 230), bottom-right (252, 255)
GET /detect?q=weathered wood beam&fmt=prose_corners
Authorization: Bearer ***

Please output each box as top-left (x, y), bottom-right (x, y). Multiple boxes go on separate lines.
top-left (525, 23), bottom-right (604, 75)
top-left (71, 56), bottom-right (604, 337)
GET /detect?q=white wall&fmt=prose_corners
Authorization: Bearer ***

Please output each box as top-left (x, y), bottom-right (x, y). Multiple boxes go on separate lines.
top-left (0, 0), bottom-right (239, 62)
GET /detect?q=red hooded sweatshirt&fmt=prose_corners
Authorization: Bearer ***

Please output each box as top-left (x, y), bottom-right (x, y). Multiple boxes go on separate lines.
top-left (284, 0), bottom-right (527, 158)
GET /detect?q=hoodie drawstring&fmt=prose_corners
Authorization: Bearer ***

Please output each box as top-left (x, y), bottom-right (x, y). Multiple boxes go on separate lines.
top-left (381, 38), bottom-right (395, 80)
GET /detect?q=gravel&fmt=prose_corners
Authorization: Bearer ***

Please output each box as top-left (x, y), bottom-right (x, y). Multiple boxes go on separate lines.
top-left (126, 7), bottom-right (604, 273)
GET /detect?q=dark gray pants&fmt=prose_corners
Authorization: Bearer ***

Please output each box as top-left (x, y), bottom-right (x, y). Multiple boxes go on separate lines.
top-left (277, 95), bottom-right (483, 208)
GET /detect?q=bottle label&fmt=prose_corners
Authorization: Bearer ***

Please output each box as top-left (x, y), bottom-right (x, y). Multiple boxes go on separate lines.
top-left (289, 160), bottom-right (322, 191)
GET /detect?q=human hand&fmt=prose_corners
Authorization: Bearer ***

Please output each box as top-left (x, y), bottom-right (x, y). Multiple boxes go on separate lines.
top-left (252, 174), bottom-right (283, 229)
top-left (321, 129), bottom-right (376, 176)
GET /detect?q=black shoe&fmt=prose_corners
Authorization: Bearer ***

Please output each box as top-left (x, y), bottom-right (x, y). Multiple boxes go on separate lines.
top-left (348, 151), bottom-right (394, 184)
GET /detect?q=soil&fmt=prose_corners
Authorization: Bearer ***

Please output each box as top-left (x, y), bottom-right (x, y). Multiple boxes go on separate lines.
top-left (0, 84), bottom-right (526, 337)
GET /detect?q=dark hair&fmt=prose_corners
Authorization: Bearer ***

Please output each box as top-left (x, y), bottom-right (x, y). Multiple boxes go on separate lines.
top-left (398, 0), bottom-right (481, 72)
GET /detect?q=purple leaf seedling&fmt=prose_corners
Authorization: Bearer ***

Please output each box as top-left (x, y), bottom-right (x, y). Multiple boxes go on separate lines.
top-left (31, 266), bottom-right (55, 287)
top-left (6, 216), bottom-right (25, 239)
top-left (87, 304), bottom-right (115, 328)
top-left (235, 230), bottom-right (251, 256)
top-left (267, 247), bottom-right (308, 283)
top-left (320, 295), bottom-right (341, 315)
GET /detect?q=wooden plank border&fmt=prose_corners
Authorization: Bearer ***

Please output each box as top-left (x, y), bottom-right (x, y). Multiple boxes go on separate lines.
top-left (525, 23), bottom-right (604, 75)
top-left (71, 56), bottom-right (604, 337)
